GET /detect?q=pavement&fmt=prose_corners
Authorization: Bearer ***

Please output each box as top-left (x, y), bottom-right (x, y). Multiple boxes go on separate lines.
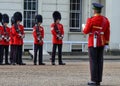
top-left (0, 55), bottom-right (120, 86)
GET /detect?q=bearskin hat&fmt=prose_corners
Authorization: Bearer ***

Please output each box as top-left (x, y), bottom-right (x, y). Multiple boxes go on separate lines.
top-left (2, 14), bottom-right (9, 23)
top-left (13, 12), bottom-right (22, 23)
top-left (0, 13), bottom-right (2, 23)
top-left (53, 11), bottom-right (61, 22)
top-left (11, 16), bottom-right (15, 25)
top-left (35, 14), bottom-right (43, 23)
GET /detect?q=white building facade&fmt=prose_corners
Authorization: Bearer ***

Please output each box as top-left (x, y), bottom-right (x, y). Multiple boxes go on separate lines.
top-left (0, 0), bottom-right (119, 52)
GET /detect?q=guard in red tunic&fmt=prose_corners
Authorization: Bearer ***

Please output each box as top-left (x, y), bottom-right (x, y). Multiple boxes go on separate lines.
top-left (51, 11), bottom-right (66, 65)
top-left (11, 12), bottom-right (25, 65)
top-left (83, 3), bottom-right (110, 86)
top-left (33, 14), bottom-right (45, 65)
top-left (0, 13), bottom-right (3, 65)
top-left (1, 14), bottom-right (10, 65)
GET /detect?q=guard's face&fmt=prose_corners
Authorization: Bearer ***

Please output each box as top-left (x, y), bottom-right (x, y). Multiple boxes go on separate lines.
top-left (17, 21), bottom-right (21, 25)
top-left (56, 19), bottom-right (60, 24)
top-left (4, 23), bottom-right (8, 26)
top-left (38, 22), bottom-right (41, 26)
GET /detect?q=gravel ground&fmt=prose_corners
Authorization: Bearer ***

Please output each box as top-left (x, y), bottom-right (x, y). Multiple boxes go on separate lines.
top-left (0, 57), bottom-right (120, 86)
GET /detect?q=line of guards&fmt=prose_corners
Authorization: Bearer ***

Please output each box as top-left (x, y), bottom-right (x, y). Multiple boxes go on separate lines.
top-left (0, 2), bottom-right (111, 86)
top-left (0, 11), bottom-right (66, 65)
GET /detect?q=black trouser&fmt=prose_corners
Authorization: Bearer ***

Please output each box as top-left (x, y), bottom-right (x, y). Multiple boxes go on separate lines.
top-left (34, 44), bottom-right (43, 64)
top-left (12, 45), bottom-right (17, 64)
top-left (51, 44), bottom-right (63, 64)
top-left (16, 45), bottom-right (23, 64)
top-left (0, 45), bottom-right (9, 64)
top-left (88, 46), bottom-right (104, 82)
top-left (10, 45), bottom-right (14, 63)
top-left (12, 45), bottom-right (23, 64)
top-left (0, 45), bottom-right (4, 64)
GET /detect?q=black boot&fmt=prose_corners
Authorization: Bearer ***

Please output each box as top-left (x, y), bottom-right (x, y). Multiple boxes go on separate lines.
top-left (59, 62), bottom-right (66, 65)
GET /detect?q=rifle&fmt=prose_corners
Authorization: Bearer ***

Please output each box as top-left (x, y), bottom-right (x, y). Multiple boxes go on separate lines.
top-left (54, 24), bottom-right (63, 40)
top-left (14, 23), bottom-right (24, 39)
top-left (36, 24), bottom-right (42, 43)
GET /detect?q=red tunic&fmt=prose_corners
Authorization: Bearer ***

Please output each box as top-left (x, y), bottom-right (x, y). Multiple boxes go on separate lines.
top-left (51, 23), bottom-right (64, 44)
top-left (83, 15), bottom-right (110, 47)
top-left (33, 25), bottom-right (44, 45)
top-left (19, 24), bottom-right (25, 45)
top-left (9, 27), bottom-right (14, 45)
top-left (0, 26), bottom-right (4, 45)
top-left (2, 26), bottom-right (10, 45)
top-left (12, 24), bottom-right (25, 45)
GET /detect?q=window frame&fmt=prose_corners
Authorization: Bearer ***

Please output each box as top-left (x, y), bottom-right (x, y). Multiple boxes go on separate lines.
top-left (69, 0), bottom-right (82, 32)
top-left (23, 0), bottom-right (38, 30)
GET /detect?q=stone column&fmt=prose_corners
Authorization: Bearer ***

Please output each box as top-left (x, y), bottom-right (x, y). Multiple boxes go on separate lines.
top-left (106, 0), bottom-right (120, 49)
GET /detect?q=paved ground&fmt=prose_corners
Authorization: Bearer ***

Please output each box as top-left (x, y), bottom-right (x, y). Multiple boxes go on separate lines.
top-left (0, 55), bottom-right (120, 86)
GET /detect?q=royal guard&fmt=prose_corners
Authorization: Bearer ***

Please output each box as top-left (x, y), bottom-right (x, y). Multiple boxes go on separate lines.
top-left (0, 14), bottom-right (10, 65)
top-left (9, 16), bottom-right (15, 64)
top-left (0, 13), bottom-right (4, 65)
top-left (11, 12), bottom-right (26, 65)
top-left (83, 3), bottom-right (110, 86)
top-left (51, 11), bottom-right (66, 65)
top-left (33, 14), bottom-right (45, 65)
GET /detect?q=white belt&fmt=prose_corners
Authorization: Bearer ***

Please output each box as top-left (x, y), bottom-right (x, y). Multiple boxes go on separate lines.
top-left (89, 32), bottom-right (104, 35)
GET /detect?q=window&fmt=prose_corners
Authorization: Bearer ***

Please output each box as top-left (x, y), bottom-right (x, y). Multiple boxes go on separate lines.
top-left (70, 0), bottom-right (82, 32)
top-left (24, 0), bottom-right (38, 29)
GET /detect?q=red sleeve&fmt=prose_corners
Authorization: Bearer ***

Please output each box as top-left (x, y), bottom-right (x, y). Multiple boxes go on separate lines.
top-left (11, 26), bottom-right (16, 36)
top-left (33, 27), bottom-right (38, 40)
top-left (83, 18), bottom-right (92, 34)
top-left (20, 25), bottom-right (25, 35)
top-left (7, 27), bottom-right (11, 37)
top-left (9, 27), bottom-right (12, 37)
top-left (51, 24), bottom-right (57, 36)
top-left (0, 26), bottom-right (4, 35)
top-left (22, 26), bottom-right (25, 35)
top-left (42, 27), bottom-right (44, 39)
top-left (9, 27), bottom-right (13, 40)
top-left (61, 24), bottom-right (64, 36)
top-left (11, 26), bottom-right (20, 37)
top-left (104, 19), bottom-right (110, 45)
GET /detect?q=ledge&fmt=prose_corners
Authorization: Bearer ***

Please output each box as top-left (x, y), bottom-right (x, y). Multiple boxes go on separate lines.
top-left (68, 32), bottom-right (84, 35)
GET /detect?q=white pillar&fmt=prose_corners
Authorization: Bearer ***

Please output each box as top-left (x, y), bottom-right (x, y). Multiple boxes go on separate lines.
top-left (106, 0), bottom-right (120, 49)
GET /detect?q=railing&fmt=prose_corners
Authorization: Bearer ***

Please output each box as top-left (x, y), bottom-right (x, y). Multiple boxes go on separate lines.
top-left (23, 41), bottom-right (88, 52)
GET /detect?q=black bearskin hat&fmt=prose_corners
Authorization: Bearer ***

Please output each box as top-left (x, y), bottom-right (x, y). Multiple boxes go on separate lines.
top-left (13, 12), bottom-right (22, 23)
top-left (53, 11), bottom-right (61, 22)
top-left (11, 16), bottom-right (15, 25)
top-left (0, 13), bottom-right (2, 23)
top-left (2, 14), bottom-right (9, 23)
top-left (35, 14), bottom-right (43, 23)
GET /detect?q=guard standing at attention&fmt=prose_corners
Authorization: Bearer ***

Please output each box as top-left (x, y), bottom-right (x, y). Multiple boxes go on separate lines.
top-left (11, 12), bottom-right (26, 65)
top-left (33, 14), bottom-right (45, 65)
top-left (51, 11), bottom-right (66, 65)
top-left (83, 3), bottom-right (110, 86)
top-left (1, 14), bottom-right (10, 65)
top-left (0, 13), bottom-right (4, 65)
